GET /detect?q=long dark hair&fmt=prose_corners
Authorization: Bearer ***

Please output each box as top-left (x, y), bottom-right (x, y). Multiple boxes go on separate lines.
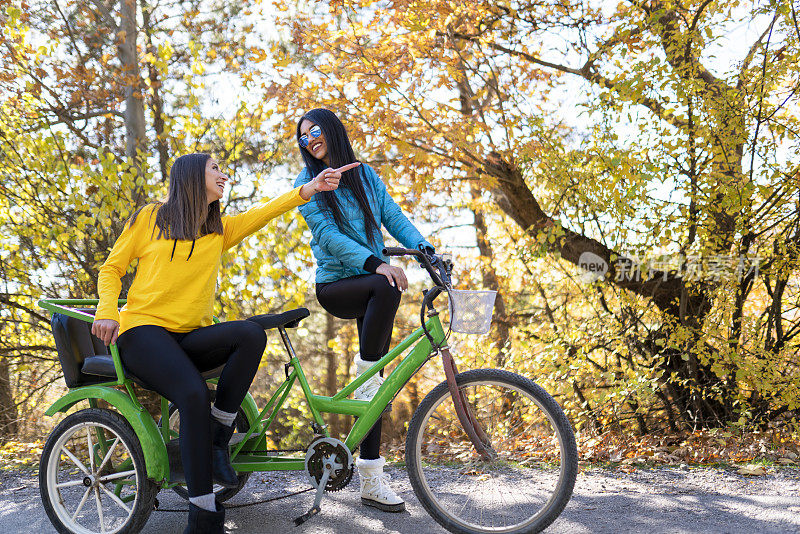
top-left (296, 108), bottom-right (380, 245)
top-left (128, 153), bottom-right (223, 258)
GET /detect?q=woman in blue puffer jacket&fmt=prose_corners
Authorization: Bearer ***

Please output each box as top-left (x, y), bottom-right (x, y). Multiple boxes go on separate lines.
top-left (293, 108), bottom-right (433, 513)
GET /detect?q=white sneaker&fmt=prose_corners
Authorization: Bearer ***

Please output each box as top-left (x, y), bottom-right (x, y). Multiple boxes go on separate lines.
top-left (353, 357), bottom-right (384, 401)
top-left (356, 456), bottom-right (405, 512)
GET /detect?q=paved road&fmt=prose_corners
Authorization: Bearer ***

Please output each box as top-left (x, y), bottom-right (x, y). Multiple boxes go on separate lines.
top-left (2, 465), bottom-right (800, 533)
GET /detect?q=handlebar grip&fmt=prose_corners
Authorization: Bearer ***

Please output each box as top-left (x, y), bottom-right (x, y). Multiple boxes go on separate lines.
top-left (382, 247), bottom-right (420, 257)
top-left (382, 247), bottom-right (445, 288)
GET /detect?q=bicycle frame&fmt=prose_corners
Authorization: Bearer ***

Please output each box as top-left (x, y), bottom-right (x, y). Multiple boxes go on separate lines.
top-left (228, 312), bottom-right (446, 472)
top-left (37, 298), bottom-right (448, 479)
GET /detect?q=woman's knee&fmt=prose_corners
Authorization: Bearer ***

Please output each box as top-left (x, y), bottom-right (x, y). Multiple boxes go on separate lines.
top-left (175, 381), bottom-right (211, 413)
top-left (242, 320), bottom-right (267, 345)
top-left (238, 320), bottom-right (267, 352)
top-left (371, 275), bottom-right (402, 304)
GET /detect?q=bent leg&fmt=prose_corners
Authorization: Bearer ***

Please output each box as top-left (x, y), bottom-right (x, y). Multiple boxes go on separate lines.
top-left (317, 274), bottom-right (401, 361)
top-left (317, 275), bottom-right (402, 460)
top-left (177, 320), bottom-right (267, 414)
top-left (117, 325), bottom-right (212, 497)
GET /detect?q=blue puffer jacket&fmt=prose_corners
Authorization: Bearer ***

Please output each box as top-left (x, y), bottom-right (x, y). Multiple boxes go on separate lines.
top-left (294, 163), bottom-right (432, 283)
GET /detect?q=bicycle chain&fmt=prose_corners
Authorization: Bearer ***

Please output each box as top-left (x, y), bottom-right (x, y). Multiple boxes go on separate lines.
top-left (152, 487), bottom-right (313, 512)
top-left (152, 441), bottom-right (347, 512)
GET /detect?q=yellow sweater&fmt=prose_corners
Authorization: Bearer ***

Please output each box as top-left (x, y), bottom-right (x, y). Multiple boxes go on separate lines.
top-left (96, 186), bottom-right (307, 334)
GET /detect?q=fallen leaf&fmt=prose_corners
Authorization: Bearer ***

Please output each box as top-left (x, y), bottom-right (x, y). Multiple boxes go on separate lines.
top-left (737, 465), bottom-right (766, 476)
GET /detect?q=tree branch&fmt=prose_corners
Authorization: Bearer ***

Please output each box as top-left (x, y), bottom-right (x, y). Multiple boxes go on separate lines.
top-left (649, 2), bottom-right (726, 93)
top-left (739, 14), bottom-right (779, 84)
top-left (480, 151), bottom-right (710, 319)
top-left (456, 35), bottom-right (689, 130)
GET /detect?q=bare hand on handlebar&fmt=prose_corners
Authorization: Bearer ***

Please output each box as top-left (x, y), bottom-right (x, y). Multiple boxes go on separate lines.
top-left (383, 247), bottom-right (448, 289)
top-left (376, 263), bottom-right (408, 291)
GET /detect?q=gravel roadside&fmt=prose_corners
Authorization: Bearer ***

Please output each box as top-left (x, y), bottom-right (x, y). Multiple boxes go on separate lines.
top-left (2, 465), bottom-right (799, 533)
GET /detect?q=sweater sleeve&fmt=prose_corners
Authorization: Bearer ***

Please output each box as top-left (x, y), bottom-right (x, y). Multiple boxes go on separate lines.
top-left (222, 185), bottom-right (308, 250)
top-left (363, 255), bottom-right (385, 273)
top-left (96, 210), bottom-right (146, 322)
top-left (298, 199), bottom-right (377, 270)
top-left (372, 168), bottom-right (432, 251)
top-left (295, 171), bottom-right (377, 270)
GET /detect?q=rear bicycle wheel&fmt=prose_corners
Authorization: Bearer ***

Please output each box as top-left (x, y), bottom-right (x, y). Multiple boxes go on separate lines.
top-left (40, 408), bottom-right (158, 534)
top-left (406, 369), bottom-right (577, 534)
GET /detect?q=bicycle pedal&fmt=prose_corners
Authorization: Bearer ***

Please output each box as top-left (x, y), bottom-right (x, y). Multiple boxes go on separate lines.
top-left (294, 505), bottom-right (320, 526)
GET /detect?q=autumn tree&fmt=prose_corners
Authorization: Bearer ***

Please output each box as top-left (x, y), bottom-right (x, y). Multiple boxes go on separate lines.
top-left (0, 0), bottom-right (314, 440)
top-left (264, 0), bottom-right (800, 429)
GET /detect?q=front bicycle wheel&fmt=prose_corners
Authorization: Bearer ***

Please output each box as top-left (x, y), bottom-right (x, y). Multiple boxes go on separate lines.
top-left (406, 369), bottom-right (577, 534)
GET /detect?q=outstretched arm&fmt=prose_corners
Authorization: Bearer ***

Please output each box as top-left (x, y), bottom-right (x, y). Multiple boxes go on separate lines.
top-left (223, 162), bottom-right (359, 249)
top-left (299, 162), bottom-right (359, 199)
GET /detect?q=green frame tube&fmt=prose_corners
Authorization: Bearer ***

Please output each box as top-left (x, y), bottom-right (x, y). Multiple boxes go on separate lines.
top-left (227, 315), bottom-right (446, 467)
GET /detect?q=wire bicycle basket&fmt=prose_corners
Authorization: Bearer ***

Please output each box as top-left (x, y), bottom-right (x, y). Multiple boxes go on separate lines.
top-left (448, 289), bottom-right (497, 335)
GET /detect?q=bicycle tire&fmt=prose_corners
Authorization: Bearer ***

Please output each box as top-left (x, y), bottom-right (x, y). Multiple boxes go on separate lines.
top-left (40, 408), bottom-right (159, 534)
top-left (406, 368), bottom-right (578, 534)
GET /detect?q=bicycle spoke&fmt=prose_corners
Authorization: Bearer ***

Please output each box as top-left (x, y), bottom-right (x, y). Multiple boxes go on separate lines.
top-left (87, 427), bottom-right (95, 472)
top-left (94, 487), bottom-right (106, 533)
top-left (99, 483), bottom-right (133, 514)
top-left (96, 437), bottom-right (120, 473)
top-left (61, 445), bottom-right (91, 476)
top-left (456, 482), bottom-right (473, 515)
top-left (71, 486), bottom-right (92, 520)
top-left (56, 478), bottom-right (87, 489)
top-left (98, 469), bottom-right (136, 483)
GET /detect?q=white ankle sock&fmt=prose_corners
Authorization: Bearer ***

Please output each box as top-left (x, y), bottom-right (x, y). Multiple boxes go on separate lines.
top-left (211, 405), bottom-right (236, 427)
top-left (189, 493), bottom-right (216, 511)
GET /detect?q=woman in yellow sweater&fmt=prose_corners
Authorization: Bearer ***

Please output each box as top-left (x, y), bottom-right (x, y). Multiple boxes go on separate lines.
top-left (91, 153), bottom-right (357, 533)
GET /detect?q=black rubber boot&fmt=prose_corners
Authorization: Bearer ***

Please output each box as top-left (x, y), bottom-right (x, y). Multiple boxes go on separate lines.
top-left (183, 501), bottom-right (225, 534)
top-left (211, 418), bottom-right (239, 488)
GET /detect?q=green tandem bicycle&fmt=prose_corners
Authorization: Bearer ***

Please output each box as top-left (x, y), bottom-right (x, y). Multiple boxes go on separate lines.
top-left (37, 248), bottom-right (578, 534)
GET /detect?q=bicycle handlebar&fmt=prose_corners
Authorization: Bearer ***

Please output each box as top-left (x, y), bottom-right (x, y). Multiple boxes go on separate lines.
top-left (382, 247), bottom-right (454, 346)
top-left (382, 247), bottom-right (447, 288)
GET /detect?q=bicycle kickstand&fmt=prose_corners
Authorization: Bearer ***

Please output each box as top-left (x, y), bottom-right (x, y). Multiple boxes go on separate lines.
top-left (293, 457), bottom-right (335, 526)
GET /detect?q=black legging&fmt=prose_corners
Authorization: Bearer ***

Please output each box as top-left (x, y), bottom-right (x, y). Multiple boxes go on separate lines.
top-left (117, 320), bottom-right (267, 497)
top-left (316, 274), bottom-right (401, 460)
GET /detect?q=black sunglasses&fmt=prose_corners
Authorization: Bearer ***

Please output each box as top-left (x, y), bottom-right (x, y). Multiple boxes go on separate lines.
top-left (298, 125), bottom-right (322, 149)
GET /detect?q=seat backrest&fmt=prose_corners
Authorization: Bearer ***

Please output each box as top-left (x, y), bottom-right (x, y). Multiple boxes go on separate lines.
top-left (51, 310), bottom-right (111, 388)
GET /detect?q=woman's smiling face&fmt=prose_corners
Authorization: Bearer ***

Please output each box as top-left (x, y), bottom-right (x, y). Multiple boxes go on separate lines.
top-left (204, 158), bottom-right (228, 204)
top-left (300, 119), bottom-right (329, 164)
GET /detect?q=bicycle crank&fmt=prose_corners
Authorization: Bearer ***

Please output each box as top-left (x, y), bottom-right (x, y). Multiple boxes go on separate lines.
top-left (294, 437), bottom-right (353, 526)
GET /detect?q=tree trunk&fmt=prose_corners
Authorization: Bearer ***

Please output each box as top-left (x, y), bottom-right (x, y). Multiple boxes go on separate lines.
top-left (117, 0), bottom-right (147, 195)
top-left (470, 185), bottom-right (511, 367)
top-left (0, 357), bottom-right (19, 442)
top-left (482, 152), bottom-right (734, 426)
top-left (454, 56), bottom-right (512, 368)
top-left (141, 0), bottom-right (169, 183)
